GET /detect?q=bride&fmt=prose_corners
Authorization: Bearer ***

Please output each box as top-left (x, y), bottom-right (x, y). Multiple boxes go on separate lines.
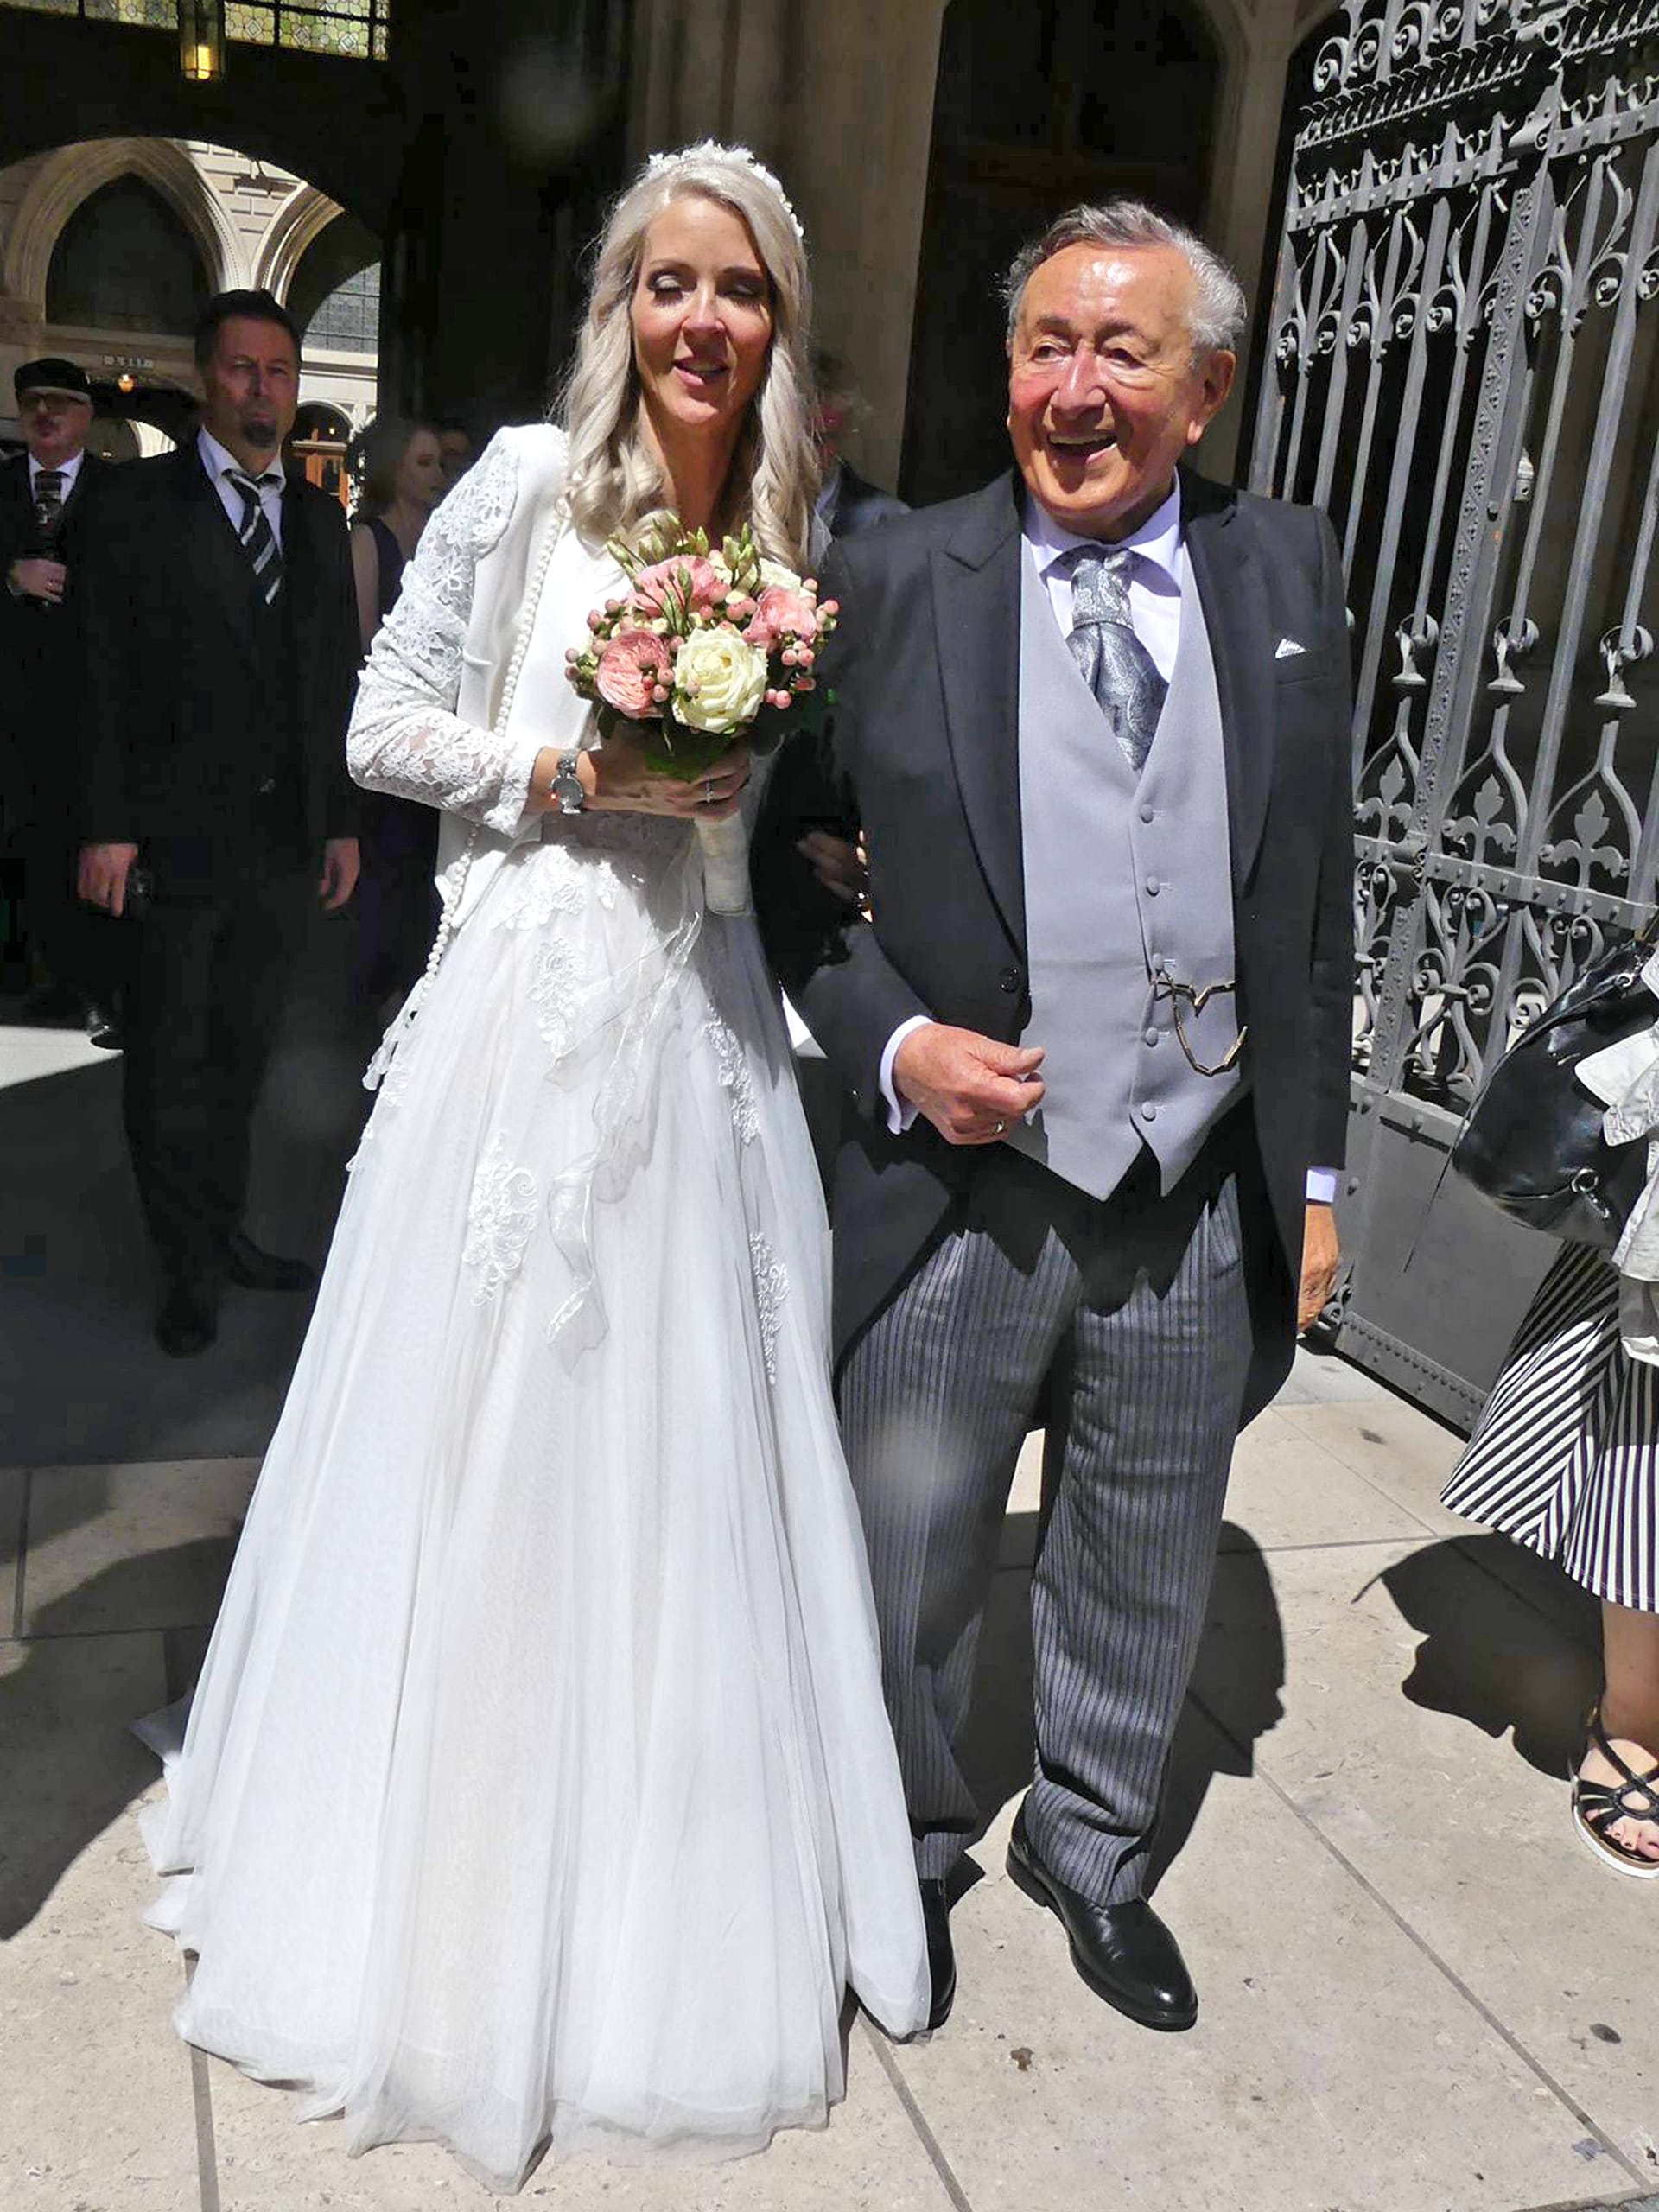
top-left (137, 141), bottom-right (929, 2190)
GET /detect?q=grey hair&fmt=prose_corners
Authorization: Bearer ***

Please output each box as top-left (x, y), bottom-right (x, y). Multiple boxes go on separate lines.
top-left (556, 144), bottom-right (817, 568)
top-left (1001, 200), bottom-right (1247, 360)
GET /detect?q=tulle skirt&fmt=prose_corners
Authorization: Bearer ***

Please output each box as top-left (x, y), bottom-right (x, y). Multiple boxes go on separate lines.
top-left (137, 817), bottom-right (930, 2191)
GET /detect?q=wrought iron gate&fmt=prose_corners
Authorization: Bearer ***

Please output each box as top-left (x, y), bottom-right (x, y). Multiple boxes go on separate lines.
top-left (1250, 0), bottom-right (1659, 1426)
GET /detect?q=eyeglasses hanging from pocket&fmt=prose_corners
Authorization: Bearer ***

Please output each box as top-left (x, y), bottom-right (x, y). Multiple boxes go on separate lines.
top-left (1151, 972), bottom-right (1249, 1078)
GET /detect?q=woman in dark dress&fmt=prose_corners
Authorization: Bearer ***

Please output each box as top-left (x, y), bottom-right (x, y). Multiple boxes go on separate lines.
top-left (347, 416), bottom-right (446, 1007)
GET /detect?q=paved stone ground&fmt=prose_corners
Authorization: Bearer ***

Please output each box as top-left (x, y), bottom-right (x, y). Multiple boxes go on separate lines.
top-left (3, 1020), bottom-right (1656, 2212)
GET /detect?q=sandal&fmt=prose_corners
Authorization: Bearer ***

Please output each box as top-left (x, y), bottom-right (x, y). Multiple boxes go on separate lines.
top-left (1571, 1710), bottom-right (1659, 1881)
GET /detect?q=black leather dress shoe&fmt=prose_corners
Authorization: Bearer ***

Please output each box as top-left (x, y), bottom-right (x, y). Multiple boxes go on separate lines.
top-left (1007, 1811), bottom-right (1197, 2031)
top-left (86, 1005), bottom-right (123, 1051)
top-left (225, 1232), bottom-right (316, 1294)
top-left (918, 1877), bottom-right (956, 2030)
top-left (156, 1276), bottom-right (219, 1358)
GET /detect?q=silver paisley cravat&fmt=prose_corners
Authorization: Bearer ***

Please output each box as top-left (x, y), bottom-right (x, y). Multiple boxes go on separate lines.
top-left (1066, 544), bottom-right (1166, 772)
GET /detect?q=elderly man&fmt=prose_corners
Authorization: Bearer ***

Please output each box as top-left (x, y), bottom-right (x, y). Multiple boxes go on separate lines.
top-left (1, 357), bottom-right (116, 1031)
top-left (77, 291), bottom-right (360, 1357)
top-left (757, 202), bottom-right (1352, 2032)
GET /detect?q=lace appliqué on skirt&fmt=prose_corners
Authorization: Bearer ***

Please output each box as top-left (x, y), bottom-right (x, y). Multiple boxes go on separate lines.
top-left (531, 940), bottom-right (582, 1062)
top-left (748, 1231), bottom-right (788, 1386)
top-left (464, 1138), bottom-right (540, 1304)
top-left (705, 1014), bottom-right (760, 1147)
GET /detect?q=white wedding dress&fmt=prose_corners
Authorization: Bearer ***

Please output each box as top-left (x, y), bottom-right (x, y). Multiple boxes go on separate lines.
top-left (137, 428), bottom-right (930, 2192)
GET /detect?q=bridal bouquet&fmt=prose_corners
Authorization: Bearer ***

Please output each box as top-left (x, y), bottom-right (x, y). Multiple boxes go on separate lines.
top-left (565, 516), bottom-right (837, 914)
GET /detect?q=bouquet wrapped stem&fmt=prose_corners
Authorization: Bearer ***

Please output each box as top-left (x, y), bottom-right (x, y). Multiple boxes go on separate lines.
top-left (564, 518), bottom-right (837, 919)
top-left (696, 813), bottom-right (753, 917)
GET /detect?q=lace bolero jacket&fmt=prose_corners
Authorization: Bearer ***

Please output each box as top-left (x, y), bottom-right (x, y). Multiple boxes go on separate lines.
top-left (346, 423), bottom-right (621, 934)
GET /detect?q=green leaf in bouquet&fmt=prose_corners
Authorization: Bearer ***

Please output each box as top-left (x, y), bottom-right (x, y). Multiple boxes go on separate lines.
top-left (638, 710), bottom-right (736, 782)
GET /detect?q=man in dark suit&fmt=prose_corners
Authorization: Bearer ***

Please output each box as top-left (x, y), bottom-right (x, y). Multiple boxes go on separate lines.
top-left (1, 357), bottom-right (118, 1032)
top-left (758, 204), bottom-right (1351, 2034)
top-left (77, 290), bottom-right (361, 1357)
top-left (812, 351), bottom-right (908, 540)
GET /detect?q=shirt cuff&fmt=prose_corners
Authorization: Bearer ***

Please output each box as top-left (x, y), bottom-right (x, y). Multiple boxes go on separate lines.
top-left (880, 1015), bottom-right (933, 1134)
top-left (1306, 1167), bottom-right (1340, 1205)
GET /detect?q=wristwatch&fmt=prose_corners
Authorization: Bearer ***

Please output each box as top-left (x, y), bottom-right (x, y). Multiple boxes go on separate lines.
top-left (550, 752), bottom-right (586, 816)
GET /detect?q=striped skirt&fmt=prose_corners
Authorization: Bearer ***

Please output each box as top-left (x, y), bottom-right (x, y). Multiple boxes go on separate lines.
top-left (1441, 1242), bottom-right (1659, 1612)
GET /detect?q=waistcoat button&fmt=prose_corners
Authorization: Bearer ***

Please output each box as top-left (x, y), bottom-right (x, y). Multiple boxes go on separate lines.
top-left (998, 967), bottom-right (1020, 994)
top-left (1144, 1027), bottom-right (1160, 1046)
top-left (1140, 1102), bottom-right (1158, 1122)
top-left (1140, 804), bottom-right (1156, 824)
top-left (1145, 877), bottom-right (1161, 896)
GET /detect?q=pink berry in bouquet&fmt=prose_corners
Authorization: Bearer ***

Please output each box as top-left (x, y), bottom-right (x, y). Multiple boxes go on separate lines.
top-left (631, 554), bottom-right (726, 620)
top-left (744, 582), bottom-right (818, 650)
top-left (594, 629), bottom-right (675, 719)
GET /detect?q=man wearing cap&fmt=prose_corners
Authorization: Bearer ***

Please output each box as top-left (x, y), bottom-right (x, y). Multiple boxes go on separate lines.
top-left (1, 356), bottom-right (118, 1033)
top-left (75, 290), bottom-right (361, 1358)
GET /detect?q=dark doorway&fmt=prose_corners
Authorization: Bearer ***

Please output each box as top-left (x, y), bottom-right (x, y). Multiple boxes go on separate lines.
top-left (45, 173), bottom-right (210, 335)
top-left (900, 0), bottom-right (1222, 507)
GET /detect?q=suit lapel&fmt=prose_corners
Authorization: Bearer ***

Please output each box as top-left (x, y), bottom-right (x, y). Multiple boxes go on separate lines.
top-left (1182, 472), bottom-right (1274, 889)
top-left (60, 452), bottom-right (101, 519)
top-left (280, 479), bottom-right (313, 617)
top-left (931, 474), bottom-right (1027, 951)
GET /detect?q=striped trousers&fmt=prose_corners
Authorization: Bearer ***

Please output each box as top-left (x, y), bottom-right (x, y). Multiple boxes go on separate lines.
top-left (839, 1132), bottom-right (1254, 1904)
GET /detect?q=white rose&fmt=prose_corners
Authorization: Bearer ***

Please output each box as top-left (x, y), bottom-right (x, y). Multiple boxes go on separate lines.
top-left (757, 557), bottom-right (801, 590)
top-left (673, 629), bottom-right (768, 734)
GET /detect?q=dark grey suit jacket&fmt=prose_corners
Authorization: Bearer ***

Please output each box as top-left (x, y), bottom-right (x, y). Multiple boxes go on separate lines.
top-left (820, 460), bottom-right (908, 540)
top-left (754, 466), bottom-right (1355, 1422)
top-left (76, 444), bottom-right (359, 880)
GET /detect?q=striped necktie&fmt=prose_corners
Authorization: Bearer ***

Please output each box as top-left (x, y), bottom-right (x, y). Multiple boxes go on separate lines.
top-left (33, 468), bottom-right (65, 540)
top-left (225, 467), bottom-right (284, 606)
top-left (1066, 543), bottom-right (1166, 772)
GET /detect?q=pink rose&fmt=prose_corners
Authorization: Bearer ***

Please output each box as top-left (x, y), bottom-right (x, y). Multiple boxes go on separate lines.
top-left (744, 582), bottom-right (819, 651)
top-left (630, 555), bottom-right (725, 620)
top-left (594, 629), bottom-right (672, 718)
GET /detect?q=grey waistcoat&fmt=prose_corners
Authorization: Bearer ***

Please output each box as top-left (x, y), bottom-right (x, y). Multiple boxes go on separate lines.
top-left (1003, 546), bottom-right (1244, 1204)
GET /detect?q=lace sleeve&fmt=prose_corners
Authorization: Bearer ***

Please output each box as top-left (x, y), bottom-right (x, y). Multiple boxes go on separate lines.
top-left (346, 434), bottom-right (542, 836)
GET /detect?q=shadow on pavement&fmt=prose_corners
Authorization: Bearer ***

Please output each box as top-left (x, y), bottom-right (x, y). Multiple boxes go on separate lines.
top-left (0, 912), bottom-right (374, 1466)
top-left (956, 1517), bottom-right (1286, 1899)
top-left (0, 1544), bottom-right (226, 1938)
top-left (1159, 1527), bottom-right (1286, 1889)
top-left (1382, 1535), bottom-right (1603, 1776)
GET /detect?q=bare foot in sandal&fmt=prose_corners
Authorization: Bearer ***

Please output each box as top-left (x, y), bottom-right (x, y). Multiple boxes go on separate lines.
top-left (1573, 1713), bottom-right (1659, 1878)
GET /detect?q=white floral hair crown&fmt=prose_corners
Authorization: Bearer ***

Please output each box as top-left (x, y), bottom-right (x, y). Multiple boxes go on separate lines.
top-left (639, 141), bottom-right (805, 247)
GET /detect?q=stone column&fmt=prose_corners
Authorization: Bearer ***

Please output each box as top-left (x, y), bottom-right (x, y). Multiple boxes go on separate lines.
top-left (626, 0), bottom-right (944, 492)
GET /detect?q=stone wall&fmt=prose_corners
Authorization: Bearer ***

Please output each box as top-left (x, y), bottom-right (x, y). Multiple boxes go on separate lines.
top-left (0, 136), bottom-right (378, 448)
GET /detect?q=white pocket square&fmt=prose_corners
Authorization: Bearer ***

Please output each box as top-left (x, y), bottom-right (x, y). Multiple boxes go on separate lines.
top-left (1274, 637), bottom-right (1306, 660)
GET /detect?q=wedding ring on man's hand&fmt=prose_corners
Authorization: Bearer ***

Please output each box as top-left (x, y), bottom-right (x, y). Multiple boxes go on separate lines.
top-left (994, 1120), bottom-right (1007, 1135)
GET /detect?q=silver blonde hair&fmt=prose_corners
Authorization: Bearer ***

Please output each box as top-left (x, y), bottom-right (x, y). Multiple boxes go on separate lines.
top-left (559, 143), bottom-right (817, 569)
top-left (1002, 200), bottom-right (1247, 361)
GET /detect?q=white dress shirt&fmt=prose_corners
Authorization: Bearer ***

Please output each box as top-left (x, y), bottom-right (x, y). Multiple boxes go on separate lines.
top-left (872, 481), bottom-right (1339, 1206)
top-left (6, 447), bottom-right (87, 598)
top-left (199, 427), bottom-right (285, 550)
top-left (29, 447), bottom-right (85, 500)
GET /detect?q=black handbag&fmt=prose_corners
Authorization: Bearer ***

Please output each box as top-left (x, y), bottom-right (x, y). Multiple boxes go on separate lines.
top-left (1451, 917), bottom-right (1659, 1248)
